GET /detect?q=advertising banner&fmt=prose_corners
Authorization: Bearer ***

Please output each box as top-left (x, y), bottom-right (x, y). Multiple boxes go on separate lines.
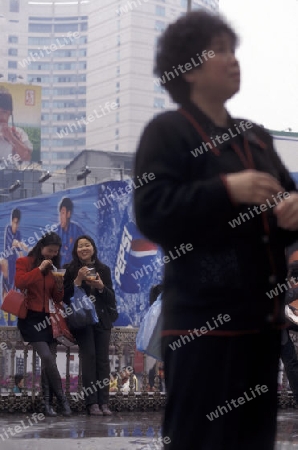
top-left (0, 82), bottom-right (41, 164)
top-left (0, 181), bottom-right (163, 327)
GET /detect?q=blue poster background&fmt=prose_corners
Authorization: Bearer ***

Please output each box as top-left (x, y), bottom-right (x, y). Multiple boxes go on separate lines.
top-left (0, 181), bottom-right (163, 327)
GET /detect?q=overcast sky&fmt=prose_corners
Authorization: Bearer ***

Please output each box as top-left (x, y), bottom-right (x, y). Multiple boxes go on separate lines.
top-left (218, 0), bottom-right (298, 131)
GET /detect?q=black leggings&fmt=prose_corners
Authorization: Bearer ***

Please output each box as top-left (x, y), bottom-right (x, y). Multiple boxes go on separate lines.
top-left (32, 342), bottom-right (65, 402)
top-left (31, 341), bottom-right (57, 369)
top-left (32, 342), bottom-right (62, 390)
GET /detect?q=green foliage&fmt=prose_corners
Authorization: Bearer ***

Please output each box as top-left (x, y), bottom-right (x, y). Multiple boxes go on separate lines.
top-left (21, 126), bottom-right (41, 162)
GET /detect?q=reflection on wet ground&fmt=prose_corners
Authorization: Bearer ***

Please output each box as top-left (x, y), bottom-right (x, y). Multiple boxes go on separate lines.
top-left (0, 411), bottom-right (162, 439)
top-left (276, 411), bottom-right (298, 449)
top-left (1, 410), bottom-right (298, 449)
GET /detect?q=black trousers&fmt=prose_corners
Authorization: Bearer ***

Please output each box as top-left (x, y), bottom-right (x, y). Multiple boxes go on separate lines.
top-left (162, 329), bottom-right (281, 450)
top-left (74, 324), bottom-right (111, 406)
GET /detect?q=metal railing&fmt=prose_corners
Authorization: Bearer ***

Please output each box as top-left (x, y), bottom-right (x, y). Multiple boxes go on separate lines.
top-left (0, 325), bottom-right (296, 412)
top-left (0, 326), bottom-right (165, 413)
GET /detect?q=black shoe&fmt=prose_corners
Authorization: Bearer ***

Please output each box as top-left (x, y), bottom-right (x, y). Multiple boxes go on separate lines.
top-left (59, 397), bottom-right (72, 417)
top-left (100, 404), bottom-right (112, 416)
top-left (41, 368), bottom-right (57, 417)
top-left (46, 365), bottom-right (72, 416)
top-left (87, 404), bottom-right (103, 416)
top-left (44, 404), bottom-right (57, 417)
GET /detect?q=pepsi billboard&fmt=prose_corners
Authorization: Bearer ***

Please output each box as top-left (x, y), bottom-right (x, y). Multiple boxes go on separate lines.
top-left (0, 181), bottom-right (163, 327)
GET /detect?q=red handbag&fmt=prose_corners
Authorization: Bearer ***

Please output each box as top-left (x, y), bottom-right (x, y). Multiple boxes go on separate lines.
top-left (49, 299), bottom-right (76, 346)
top-left (1, 290), bottom-right (27, 319)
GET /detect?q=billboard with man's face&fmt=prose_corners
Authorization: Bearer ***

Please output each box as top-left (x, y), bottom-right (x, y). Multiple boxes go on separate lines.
top-left (0, 82), bottom-right (41, 164)
top-left (0, 181), bottom-right (163, 327)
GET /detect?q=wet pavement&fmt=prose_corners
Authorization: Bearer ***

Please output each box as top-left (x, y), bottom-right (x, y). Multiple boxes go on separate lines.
top-left (0, 411), bottom-right (161, 450)
top-left (1, 410), bottom-right (298, 449)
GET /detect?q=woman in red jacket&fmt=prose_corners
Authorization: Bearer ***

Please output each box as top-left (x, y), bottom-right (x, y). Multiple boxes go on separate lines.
top-left (15, 232), bottom-right (71, 417)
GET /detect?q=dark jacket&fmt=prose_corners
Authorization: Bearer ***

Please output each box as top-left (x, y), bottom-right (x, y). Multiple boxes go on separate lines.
top-left (133, 101), bottom-right (298, 333)
top-left (63, 262), bottom-right (118, 329)
top-left (15, 256), bottom-right (63, 312)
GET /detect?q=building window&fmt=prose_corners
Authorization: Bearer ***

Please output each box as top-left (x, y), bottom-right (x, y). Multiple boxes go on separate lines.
top-left (116, 66), bottom-right (120, 76)
top-left (79, 36), bottom-right (88, 44)
top-left (31, 62), bottom-right (51, 71)
top-left (29, 61), bottom-right (87, 70)
top-left (8, 61), bottom-right (17, 69)
top-left (9, 0), bottom-right (19, 12)
top-left (50, 62), bottom-right (86, 70)
top-left (116, 112), bottom-right (119, 123)
top-left (28, 75), bottom-right (48, 83)
top-left (8, 48), bottom-right (18, 56)
top-left (116, 82), bottom-right (120, 93)
top-left (53, 75), bottom-right (86, 83)
top-left (8, 35), bottom-right (18, 43)
top-left (54, 24), bottom-right (78, 32)
top-left (154, 97), bottom-right (165, 109)
top-left (155, 20), bottom-right (166, 32)
top-left (29, 24), bottom-right (52, 33)
top-left (154, 83), bottom-right (165, 94)
top-left (81, 22), bottom-right (88, 31)
top-left (41, 127), bottom-right (50, 134)
top-left (8, 73), bottom-right (17, 81)
top-left (117, 35), bottom-right (121, 46)
top-left (115, 128), bottom-right (119, 139)
top-left (43, 99), bottom-right (86, 109)
top-left (29, 16), bottom-right (52, 21)
top-left (43, 86), bottom-right (86, 96)
top-left (28, 37), bottom-right (51, 46)
top-left (156, 6), bottom-right (165, 16)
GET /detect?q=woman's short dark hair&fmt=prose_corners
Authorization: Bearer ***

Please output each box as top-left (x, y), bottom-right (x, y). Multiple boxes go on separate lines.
top-left (28, 232), bottom-right (62, 268)
top-left (154, 10), bottom-right (238, 104)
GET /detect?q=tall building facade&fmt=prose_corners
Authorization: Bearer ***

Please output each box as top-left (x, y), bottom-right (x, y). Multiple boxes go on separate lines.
top-left (87, 0), bottom-right (219, 153)
top-left (0, 0), bottom-right (88, 171)
top-left (0, 0), bottom-right (219, 173)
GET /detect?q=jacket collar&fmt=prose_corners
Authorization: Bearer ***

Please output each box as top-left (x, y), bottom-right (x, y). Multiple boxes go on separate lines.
top-left (180, 101), bottom-right (267, 151)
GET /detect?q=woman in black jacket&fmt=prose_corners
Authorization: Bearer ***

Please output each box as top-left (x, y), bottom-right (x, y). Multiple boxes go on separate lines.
top-left (63, 235), bottom-right (118, 416)
top-left (134, 10), bottom-right (298, 450)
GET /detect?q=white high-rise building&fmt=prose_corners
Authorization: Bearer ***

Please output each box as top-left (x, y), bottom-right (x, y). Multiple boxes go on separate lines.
top-left (0, 0), bottom-right (219, 172)
top-left (0, 0), bottom-right (88, 171)
top-left (87, 0), bottom-right (219, 153)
